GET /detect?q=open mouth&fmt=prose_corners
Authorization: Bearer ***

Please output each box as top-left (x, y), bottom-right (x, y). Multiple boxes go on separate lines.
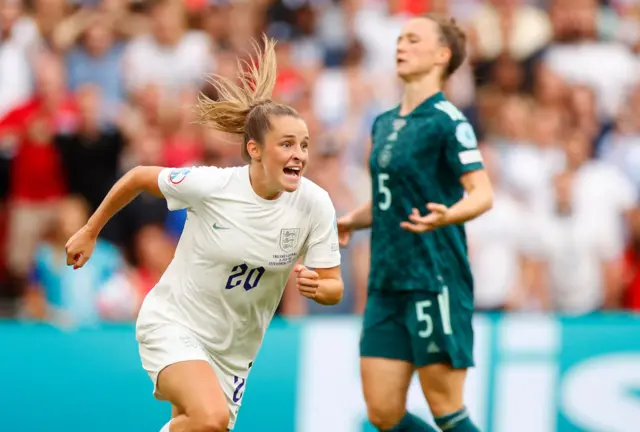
top-left (283, 167), bottom-right (301, 179)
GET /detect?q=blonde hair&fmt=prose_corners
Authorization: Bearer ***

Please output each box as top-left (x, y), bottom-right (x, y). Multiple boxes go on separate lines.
top-left (196, 35), bottom-right (300, 161)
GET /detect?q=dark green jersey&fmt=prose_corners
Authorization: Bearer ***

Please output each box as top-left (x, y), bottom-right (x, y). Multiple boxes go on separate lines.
top-left (368, 92), bottom-right (484, 293)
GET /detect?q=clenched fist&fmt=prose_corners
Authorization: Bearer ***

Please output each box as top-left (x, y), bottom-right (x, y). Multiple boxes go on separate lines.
top-left (65, 225), bottom-right (97, 270)
top-left (294, 264), bottom-right (319, 300)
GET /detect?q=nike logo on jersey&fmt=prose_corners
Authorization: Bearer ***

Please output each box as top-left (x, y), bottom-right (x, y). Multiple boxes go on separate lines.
top-left (212, 223), bottom-right (229, 230)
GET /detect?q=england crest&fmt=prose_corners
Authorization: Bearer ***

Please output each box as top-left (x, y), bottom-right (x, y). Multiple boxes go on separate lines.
top-left (279, 228), bottom-right (300, 252)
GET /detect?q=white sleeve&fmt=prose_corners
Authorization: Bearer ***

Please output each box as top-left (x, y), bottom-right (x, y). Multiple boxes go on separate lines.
top-left (157, 166), bottom-right (220, 211)
top-left (303, 191), bottom-right (341, 269)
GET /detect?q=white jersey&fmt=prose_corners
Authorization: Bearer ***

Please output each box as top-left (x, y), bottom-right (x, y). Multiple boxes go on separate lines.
top-left (136, 165), bottom-right (341, 374)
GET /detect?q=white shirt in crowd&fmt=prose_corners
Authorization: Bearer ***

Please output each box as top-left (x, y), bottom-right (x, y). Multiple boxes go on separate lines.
top-left (137, 165), bottom-right (341, 374)
top-left (466, 191), bottom-right (530, 310)
top-left (0, 17), bottom-right (40, 117)
top-left (544, 42), bottom-right (640, 120)
top-left (124, 31), bottom-right (212, 96)
top-left (571, 160), bottom-right (637, 239)
top-left (526, 209), bottom-right (623, 314)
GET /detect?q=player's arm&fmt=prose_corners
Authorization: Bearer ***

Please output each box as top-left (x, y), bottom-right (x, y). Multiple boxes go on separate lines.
top-left (297, 191), bottom-right (343, 305)
top-left (339, 200), bottom-right (372, 230)
top-left (443, 169), bottom-right (493, 225)
top-left (84, 166), bottom-right (163, 236)
top-left (66, 166), bottom-right (213, 268)
top-left (401, 123), bottom-right (493, 233)
top-left (295, 264), bottom-right (344, 305)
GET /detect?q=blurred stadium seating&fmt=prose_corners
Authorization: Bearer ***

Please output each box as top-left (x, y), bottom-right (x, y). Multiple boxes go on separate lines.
top-left (1, 0), bottom-right (640, 430)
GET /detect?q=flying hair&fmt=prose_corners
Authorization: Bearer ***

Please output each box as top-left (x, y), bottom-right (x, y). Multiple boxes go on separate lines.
top-left (196, 35), bottom-right (278, 134)
top-left (195, 35), bottom-right (299, 161)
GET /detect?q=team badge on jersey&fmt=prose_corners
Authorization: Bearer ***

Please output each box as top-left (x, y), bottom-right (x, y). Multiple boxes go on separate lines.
top-left (455, 122), bottom-right (477, 149)
top-left (279, 228), bottom-right (300, 252)
top-left (169, 168), bottom-right (191, 184)
top-left (378, 144), bottom-right (392, 168)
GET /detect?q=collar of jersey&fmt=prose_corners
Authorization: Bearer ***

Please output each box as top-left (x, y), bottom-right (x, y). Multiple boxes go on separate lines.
top-left (394, 91), bottom-right (446, 118)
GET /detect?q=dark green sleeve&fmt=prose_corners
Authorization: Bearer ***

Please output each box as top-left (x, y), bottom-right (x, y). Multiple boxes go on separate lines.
top-left (442, 120), bottom-right (484, 178)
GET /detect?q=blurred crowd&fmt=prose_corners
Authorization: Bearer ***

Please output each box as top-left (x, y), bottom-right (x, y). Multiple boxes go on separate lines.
top-left (0, 0), bottom-right (639, 327)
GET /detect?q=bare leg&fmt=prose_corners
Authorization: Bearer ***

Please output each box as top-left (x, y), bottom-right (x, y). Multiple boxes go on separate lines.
top-left (156, 360), bottom-right (229, 432)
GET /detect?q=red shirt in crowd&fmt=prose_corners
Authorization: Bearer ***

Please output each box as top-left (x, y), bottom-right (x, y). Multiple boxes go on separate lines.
top-left (0, 97), bottom-right (78, 203)
top-left (623, 246), bottom-right (640, 311)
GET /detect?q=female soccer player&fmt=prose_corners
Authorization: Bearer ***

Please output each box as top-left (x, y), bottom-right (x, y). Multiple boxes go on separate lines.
top-left (65, 37), bottom-right (343, 432)
top-left (338, 14), bottom-right (493, 432)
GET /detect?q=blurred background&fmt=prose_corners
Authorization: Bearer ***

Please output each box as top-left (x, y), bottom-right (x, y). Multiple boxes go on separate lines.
top-left (1, 0), bottom-right (640, 431)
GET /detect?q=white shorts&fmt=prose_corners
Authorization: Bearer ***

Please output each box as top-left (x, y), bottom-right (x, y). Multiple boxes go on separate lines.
top-left (137, 323), bottom-right (245, 430)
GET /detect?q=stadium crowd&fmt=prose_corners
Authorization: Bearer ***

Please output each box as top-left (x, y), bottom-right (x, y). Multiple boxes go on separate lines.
top-left (0, 0), bottom-right (639, 326)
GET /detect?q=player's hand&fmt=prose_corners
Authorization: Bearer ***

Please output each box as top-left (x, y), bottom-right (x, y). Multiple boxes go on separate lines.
top-left (294, 264), bottom-right (319, 300)
top-left (65, 224), bottom-right (98, 270)
top-left (337, 215), bottom-right (354, 247)
top-left (400, 203), bottom-right (449, 233)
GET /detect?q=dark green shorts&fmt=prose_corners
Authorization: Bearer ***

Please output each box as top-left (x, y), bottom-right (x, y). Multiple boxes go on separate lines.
top-left (359, 288), bottom-right (474, 369)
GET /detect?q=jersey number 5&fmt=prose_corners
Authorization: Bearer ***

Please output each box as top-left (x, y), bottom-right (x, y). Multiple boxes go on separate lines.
top-left (378, 173), bottom-right (392, 211)
top-left (415, 287), bottom-right (453, 338)
top-left (225, 264), bottom-right (266, 291)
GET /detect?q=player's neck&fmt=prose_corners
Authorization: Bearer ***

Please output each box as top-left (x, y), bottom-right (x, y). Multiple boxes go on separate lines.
top-left (400, 74), bottom-right (442, 117)
top-left (248, 163), bottom-right (282, 201)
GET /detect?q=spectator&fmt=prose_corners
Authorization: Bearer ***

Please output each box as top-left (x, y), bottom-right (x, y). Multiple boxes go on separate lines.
top-left (124, 0), bottom-right (212, 99)
top-left (0, 0), bottom-right (39, 118)
top-left (129, 224), bottom-right (174, 302)
top-left (55, 84), bottom-right (126, 244)
top-left (544, 0), bottom-right (640, 120)
top-left (525, 170), bottom-right (624, 314)
top-left (467, 144), bottom-right (535, 311)
top-left (471, 0), bottom-right (552, 64)
top-left (0, 0), bottom-right (638, 318)
top-left (24, 195), bottom-right (134, 327)
top-left (622, 207), bottom-right (640, 311)
top-left (56, 10), bottom-right (127, 125)
top-left (564, 129), bottom-right (637, 243)
top-left (599, 85), bottom-right (640, 191)
top-left (0, 52), bottom-right (77, 287)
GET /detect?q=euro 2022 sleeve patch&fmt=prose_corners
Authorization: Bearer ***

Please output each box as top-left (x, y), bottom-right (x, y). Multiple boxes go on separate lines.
top-left (169, 167), bottom-right (192, 184)
top-left (455, 122), bottom-right (477, 149)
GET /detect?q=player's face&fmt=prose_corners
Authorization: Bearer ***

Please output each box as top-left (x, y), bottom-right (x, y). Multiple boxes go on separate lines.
top-left (396, 18), bottom-right (449, 81)
top-left (261, 115), bottom-right (310, 193)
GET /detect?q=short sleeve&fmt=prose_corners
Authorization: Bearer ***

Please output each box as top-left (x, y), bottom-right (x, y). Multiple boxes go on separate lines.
top-left (303, 191), bottom-right (341, 269)
top-left (443, 121), bottom-right (484, 178)
top-left (158, 166), bottom-right (220, 211)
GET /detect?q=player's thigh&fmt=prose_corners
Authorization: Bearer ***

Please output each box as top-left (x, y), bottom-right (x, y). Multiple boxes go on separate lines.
top-left (138, 324), bottom-right (229, 429)
top-left (157, 360), bottom-right (229, 423)
top-left (406, 288), bottom-right (474, 416)
top-left (360, 292), bottom-right (414, 427)
top-left (360, 357), bottom-right (414, 429)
